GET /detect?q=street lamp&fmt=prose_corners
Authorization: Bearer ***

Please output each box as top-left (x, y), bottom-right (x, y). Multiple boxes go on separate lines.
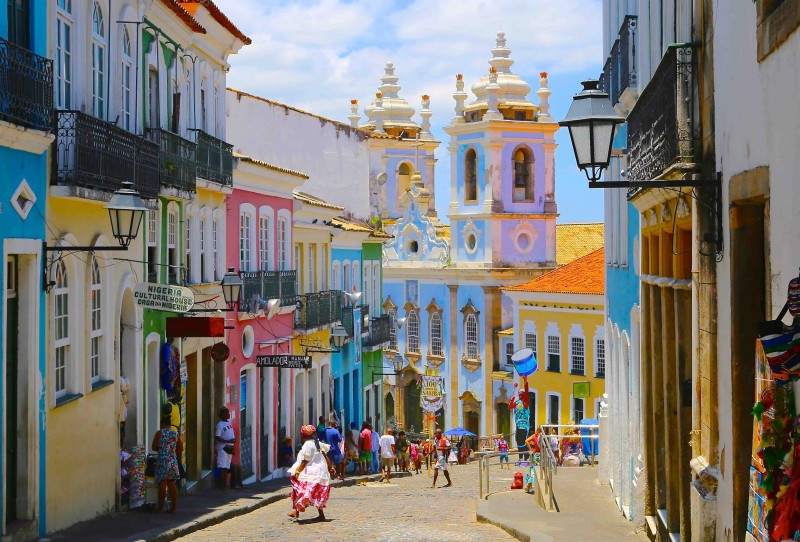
top-left (392, 354), bottom-right (404, 374)
top-left (331, 324), bottom-right (349, 350)
top-left (221, 268), bottom-right (243, 310)
top-left (303, 324), bottom-right (349, 355)
top-left (559, 79), bottom-right (624, 185)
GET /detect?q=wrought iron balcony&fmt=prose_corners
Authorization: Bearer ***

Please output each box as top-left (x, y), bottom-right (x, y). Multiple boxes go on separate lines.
top-left (146, 128), bottom-right (197, 193)
top-left (295, 290), bottom-right (343, 331)
top-left (364, 314), bottom-right (390, 348)
top-left (0, 37), bottom-right (53, 132)
top-left (53, 111), bottom-right (160, 198)
top-left (342, 306), bottom-right (354, 337)
top-left (626, 44), bottom-right (697, 185)
top-left (193, 129), bottom-right (233, 186)
top-left (598, 15), bottom-right (637, 107)
top-left (239, 270), bottom-right (297, 311)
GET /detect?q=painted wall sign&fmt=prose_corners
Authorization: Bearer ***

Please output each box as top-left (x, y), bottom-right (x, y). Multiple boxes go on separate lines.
top-left (256, 355), bottom-right (312, 369)
top-left (166, 317), bottom-right (224, 337)
top-left (134, 283), bottom-right (194, 313)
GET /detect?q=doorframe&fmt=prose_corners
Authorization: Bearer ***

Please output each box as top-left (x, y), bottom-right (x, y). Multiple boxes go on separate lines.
top-left (2, 239), bottom-right (42, 534)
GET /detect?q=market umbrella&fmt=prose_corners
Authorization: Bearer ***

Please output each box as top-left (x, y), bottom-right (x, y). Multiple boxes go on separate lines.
top-left (443, 427), bottom-right (477, 437)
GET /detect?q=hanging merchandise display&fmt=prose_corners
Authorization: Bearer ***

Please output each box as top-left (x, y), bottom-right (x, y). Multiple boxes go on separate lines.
top-left (161, 339), bottom-right (181, 395)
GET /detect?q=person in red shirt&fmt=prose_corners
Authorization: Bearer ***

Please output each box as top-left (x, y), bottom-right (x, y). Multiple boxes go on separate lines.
top-left (359, 422), bottom-right (372, 476)
top-left (431, 429), bottom-right (453, 488)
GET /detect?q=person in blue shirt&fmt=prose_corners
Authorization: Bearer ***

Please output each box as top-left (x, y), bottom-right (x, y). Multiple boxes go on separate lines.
top-left (324, 420), bottom-right (345, 480)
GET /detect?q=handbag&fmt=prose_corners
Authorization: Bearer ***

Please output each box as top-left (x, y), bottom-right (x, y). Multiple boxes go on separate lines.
top-left (758, 301), bottom-right (800, 381)
top-left (223, 444), bottom-right (235, 455)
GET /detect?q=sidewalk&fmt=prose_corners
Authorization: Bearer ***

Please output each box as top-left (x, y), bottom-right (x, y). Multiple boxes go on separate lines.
top-left (476, 467), bottom-right (647, 542)
top-left (44, 470), bottom-right (407, 542)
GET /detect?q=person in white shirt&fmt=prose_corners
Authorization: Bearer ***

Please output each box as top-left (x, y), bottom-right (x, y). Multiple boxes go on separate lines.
top-left (378, 428), bottom-right (396, 483)
top-left (215, 406), bottom-right (236, 489)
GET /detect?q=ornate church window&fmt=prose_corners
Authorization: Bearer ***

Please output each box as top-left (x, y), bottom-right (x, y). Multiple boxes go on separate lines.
top-left (406, 309), bottom-right (420, 354)
top-left (465, 148), bottom-right (478, 202)
top-left (465, 314), bottom-right (479, 360)
top-left (426, 299), bottom-right (444, 362)
top-left (513, 147), bottom-right (533, 201)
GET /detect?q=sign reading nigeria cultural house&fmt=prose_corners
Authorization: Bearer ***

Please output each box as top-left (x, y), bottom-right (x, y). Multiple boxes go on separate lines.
top-left (134, 283), bottom-right (195, 313)
top-left (256, 355), bottom-right (312, 369)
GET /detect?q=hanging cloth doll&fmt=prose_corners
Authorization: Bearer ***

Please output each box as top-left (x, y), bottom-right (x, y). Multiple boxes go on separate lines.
top-left (160, 339), bottom-right (180, 395)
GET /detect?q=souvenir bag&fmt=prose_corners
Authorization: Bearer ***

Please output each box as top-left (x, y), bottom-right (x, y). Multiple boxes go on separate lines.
top-left (758, 301), bottom-right (800, 382)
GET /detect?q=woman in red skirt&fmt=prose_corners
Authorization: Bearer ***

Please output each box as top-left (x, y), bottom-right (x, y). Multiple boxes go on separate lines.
top-left (288, 425), bottom-right (336, 521)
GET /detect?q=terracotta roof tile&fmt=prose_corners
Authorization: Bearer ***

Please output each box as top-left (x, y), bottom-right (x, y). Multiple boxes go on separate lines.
top-left (498, 327), bottom-right (514, 336)
top-left (292, 191), bottom-right (345, 211)
top-left (555, 222), bottom-right (604, 265)
top-left (233, 152), bottom-right (308, 179)
top-left (505, 248), bottom-right (605, 295)
top-left (159, 0), bottom-right (207, 33)
top-left (179, 0), bottom-right (251, 44)
top-left (330, 217), bottom-right (393, 239)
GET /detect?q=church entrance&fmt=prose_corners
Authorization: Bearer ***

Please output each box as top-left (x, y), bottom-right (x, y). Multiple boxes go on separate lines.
top-left (404, 382), bottom-right (422, 434)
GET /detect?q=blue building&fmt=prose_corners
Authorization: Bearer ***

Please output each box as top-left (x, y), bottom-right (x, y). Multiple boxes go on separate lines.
top-left (597, 2), bottom-right (644, 523)
top-left (0, 1), bottom-right (52, 536)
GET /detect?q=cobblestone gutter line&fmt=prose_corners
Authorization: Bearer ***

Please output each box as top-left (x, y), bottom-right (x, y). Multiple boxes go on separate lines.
top-left (142, 473), bottom-right (411, 542)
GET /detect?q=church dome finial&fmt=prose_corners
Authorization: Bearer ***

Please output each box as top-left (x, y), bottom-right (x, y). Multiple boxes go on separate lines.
top-left (361, 62), bottom-right (419, 136)
top-left (464, 33), bottom-right (535, 116)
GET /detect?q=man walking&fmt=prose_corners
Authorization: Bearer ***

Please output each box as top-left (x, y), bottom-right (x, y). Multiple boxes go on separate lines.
top-left (324, 419), bottom-right (345, 480)
top-left (346, 422), bottom-right (360, 474)
top-left (378, 428), bottom-right (396, 483)
top-left (431, 428), bottom-right (453, 488)
top-left (359, 422), bottom-right (372, 475)
top-left (370, 423), bottom-right (380, 474)
top-left (396, 431), bottom-right (410, 472)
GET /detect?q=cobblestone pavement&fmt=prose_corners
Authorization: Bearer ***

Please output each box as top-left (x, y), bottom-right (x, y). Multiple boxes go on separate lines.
top-left (179, 463), bottom-right (516, 542)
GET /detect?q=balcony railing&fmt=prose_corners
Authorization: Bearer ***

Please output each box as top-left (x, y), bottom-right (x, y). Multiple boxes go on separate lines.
top-left (364, 314), bottom-right (391, 347)
top-left (598, 15), bottom-right (637, 107)
top-left (53, 111), bottom-right (160, 198)
top-left (240, 270), bottom-right (297, 311)
top-left (192, 129), bottom-right (233, 186)
top-left (295, 290), bottom-right (343, 331)
top-left (342, 306), bottom-right (354, 337)
top-left (0, 37), bottom-right (53, 132)
top-left (146, 128), bottom-right (197, 193)
top-left (626, 44), bottom-right (696, 184)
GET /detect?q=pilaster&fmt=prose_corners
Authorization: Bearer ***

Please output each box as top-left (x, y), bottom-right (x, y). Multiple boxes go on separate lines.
top-left (448, 284), bottom-right (459, 427)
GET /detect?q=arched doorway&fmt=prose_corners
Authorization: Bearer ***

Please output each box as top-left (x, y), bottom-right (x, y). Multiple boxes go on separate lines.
top-left (385, 392), bottom-right (395, 426)
top-left (404, 382), bottom-right (422, 434)
top-left (460, 390), bottom-right (482, 445)
top-left (119, 287), bottom-right (139, 449)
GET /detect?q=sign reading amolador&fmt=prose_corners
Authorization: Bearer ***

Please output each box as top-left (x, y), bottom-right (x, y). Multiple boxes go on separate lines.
top-left (134, 283), bottom-right (194, 313)
top-left (256, 355), bottom-right (312, 369)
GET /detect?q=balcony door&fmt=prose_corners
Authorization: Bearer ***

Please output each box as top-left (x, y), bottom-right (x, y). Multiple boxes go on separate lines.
top-left (7, 0), bottom-right (30, 49)
top-left (148, 68), bottom-right (160, 130)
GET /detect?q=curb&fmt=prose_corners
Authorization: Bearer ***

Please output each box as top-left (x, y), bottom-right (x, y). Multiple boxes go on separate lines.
top-left (142, 472), bottom-right (410, 542)
top-left (476, 500), bottom-right (532, 542)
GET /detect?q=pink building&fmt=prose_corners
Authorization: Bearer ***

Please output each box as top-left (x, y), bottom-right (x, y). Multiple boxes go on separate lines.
top-left (225, 154), bottom-right (307, 481)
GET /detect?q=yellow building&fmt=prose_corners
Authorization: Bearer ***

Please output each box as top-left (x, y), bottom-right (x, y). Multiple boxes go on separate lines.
top-left (503, 248), bottom-right (606, 446)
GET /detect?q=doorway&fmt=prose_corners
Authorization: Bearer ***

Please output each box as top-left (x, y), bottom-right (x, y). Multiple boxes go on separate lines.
top-left (5, 256), bottom-right (20, 524)
top-left (186, 352), bottom-right (199, 480)
top-left (385, 392), bottom-right (395, 425)
top-left (404, 382), bottom-right (422, 433)
top-left (119, 289), bottom-right (138, 450)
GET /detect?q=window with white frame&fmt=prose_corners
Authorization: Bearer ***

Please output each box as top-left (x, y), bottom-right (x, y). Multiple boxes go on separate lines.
top-left (53, 260), bottom-right (70, 399)
top-left (353, 261), bottom-right (360, 296)
top-left (547, 393), bottom-right (560, 426)
top-left (406, 309), bottom-right (420, 354)
top-left (147, 208), bottom-right (159, 282)
top-left (211, 218), bottom-right (219, 279)
top-left (430, 311), bottom-right (443, 357)
top-left (239, 211), bottom-right (252, 272)
top-left (332, 262), bottom-right (341, 292)
top-left (573, 397), bottom-right (585, 423)
top-left (321, 245), bottom-right (329, 290)
top-left (546, 335), bottom-right (561, 372)
top-left (343, 262), bottom-right (351, 298)
top-left (570, 337), bottom-right (585, 375)
top-left (525, 332), bottom-right (537, 357)
top-left (56, 0), bottom-right (73, 109)
top-left (278, 217), bottom-right (288, 270)
top-left (308, 244), bottom-right (317, 293)
top-left (120, 27), bottom-right (132, 130)
top-left (91, 1), bottom-right (106, 119)
top-left (388, 307), bottom-right (398, 351)
top-left (363, 264), bottom-right (371, 309)
top-left (465, 313), bottom-right (479, 360)
top-left (595, 339), bottom-right (606, 377)
top-left (372, 263), bottom-right (380, 316)
top-left (505, 342), bottom-right (514, 365)
top-left (199, 216), bottom-right (206, 282)
top-left (167, 206), bottom-right (179, 284)
top-left (185, 210), bottom-right (192, 283)
top-left (89, 256), bottom-right (102, 384)
top-left (294, 244), bottom-right (302, 293)
top-left (259, 214), bottom-right (271, 271)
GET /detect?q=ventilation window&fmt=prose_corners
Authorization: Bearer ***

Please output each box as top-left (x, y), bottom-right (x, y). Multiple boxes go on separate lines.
top-left (408, 240), bottom-right (419, 254)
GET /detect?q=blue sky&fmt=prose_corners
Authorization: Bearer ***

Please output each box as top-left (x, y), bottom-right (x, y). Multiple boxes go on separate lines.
top-left (221, 0), bottom-right (605, 224)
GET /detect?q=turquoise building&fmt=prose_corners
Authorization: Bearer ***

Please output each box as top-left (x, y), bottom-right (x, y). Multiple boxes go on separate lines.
top-left (0, 0), bottom-right (52, 536)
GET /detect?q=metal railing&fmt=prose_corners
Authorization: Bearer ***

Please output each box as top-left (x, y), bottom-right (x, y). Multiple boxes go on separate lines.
top-left (342, 305), bottom-right (354, 336)
top-left (192, 129), bottom-right (233, 186)
top-left (53, 110), bottom-right (160, 198)
top-left (146, 128), bottom-right (197, 192)
top-left (598, 15), bottom-right (637, 107)
top-left (0, 37), bottom-right (53, 132)
top-left (364, 314), bottom-right (391, 347)
top-left (240, 270), bottom-right (297, 311)
top-left (627, 44), bottom-right (696, 185)
top-left (295, 290), bottom-right (343, 330)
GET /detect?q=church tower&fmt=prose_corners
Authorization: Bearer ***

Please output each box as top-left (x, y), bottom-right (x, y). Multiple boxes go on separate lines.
top-left (348, 62), bottom-right (440, 223)
top-left (444, 33), bottom-right (559, 270)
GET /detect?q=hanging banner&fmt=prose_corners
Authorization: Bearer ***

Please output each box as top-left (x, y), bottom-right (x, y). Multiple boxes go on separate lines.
top-left (420, 376), bottom-right (445, 413)
top-left (134, 283), bottom-right (194, 313)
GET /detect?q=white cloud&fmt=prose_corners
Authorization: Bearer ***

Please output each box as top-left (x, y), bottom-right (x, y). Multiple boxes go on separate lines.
top-left (219, 0), bottom-right (605, 223)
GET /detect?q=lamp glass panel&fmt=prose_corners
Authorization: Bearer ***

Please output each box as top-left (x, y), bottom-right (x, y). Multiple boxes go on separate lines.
top-left (568, 122), bottom-right (592, 166)
top-left (591, 122), bottom-right (615, 165)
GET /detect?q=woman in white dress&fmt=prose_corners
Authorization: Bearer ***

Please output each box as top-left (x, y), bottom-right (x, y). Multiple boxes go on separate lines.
top-left (288, 425), bottom-right (336, 521)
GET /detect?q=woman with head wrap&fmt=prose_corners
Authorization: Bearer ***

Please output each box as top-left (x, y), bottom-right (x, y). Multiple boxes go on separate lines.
top-left (288, 424), bottom-right (336, 520)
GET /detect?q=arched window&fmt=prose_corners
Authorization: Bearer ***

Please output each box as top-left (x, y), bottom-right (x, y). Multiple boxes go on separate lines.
top-left (239, 210), bottom-right (252, 272)
top-left (513, 147), bottom-right (534, 201)
top-left (397, 162), bottom-right (412, 202)
top-left (465, 314), bottom-right (479, 360)
top-left (464, 149), bottom-right (477, 202)
top-left (211, 217), bottom-right (219, 280)
top-left (185, 206), bottom-right (193, 283)
top-left (387, 307), bottom-right (398, 351)
top-left (167, 205), bottom-right (179, 284)
top-left (259, 215), bottom-right (271, 271)
top-left (91, 1), bottom-right (106, 119)
top-left (53, 260), bottom-right (70, 399)
top-left (89, 256), bottom-right (102, 384)
top-left (406, 310), bottom-right (420, 354)
top-left (429, 312), bottom-right (443, 357)
top-left (120, 28), bottom-right (132, 130)
top-left (56, 0), bottom-right (73, 109)
top-left (147, 206), bottom-right (159, 282)
top-left (199, 216), bottom-right (207, 281)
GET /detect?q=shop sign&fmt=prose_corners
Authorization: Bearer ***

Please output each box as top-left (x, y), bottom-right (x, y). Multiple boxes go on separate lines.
top-left (166, 316), bottom-right (224, 337)
top-left (134, 283), bottom-right (194, 313)
top-left (255, 355), bottom-right (312, 369)
top-left (573, 381), bottom-right (590, 399)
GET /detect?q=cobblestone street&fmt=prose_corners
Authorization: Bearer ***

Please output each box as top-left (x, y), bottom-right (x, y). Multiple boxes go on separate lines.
top-left (179, 463), bottom-right (516, 542)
